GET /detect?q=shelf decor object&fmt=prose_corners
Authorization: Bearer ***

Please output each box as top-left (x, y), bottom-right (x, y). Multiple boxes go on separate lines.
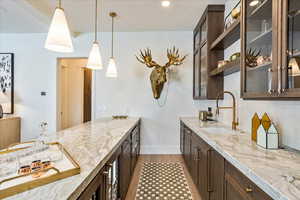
top-left (136, 47), bottom-right (186, 99)
top-left (210, 59), bottom-right (240, 77)
top-left (86, 0), bottom-right (103, 70)
top-left (45, 0), bottom-right (73, 53)
top-left (0, 53), bottom-right (14, 114)
top-left (224, 1), bottom-right (241, 30)
top-left (0, 142), bottom-right (80, 199)
top-left (251, 113), bottom-right (261, 142)
top-left (257, 122), bottom-right (279, 149)
top-left (106, 12), bottom-right (118, 78)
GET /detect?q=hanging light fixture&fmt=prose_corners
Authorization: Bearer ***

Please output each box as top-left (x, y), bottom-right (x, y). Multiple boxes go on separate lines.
top-left (45, 0), bottom-right (74, 53)
top-left (86, 0), bottom-right (103, 70)
top-left (106, 12), bottom-right (118, 77)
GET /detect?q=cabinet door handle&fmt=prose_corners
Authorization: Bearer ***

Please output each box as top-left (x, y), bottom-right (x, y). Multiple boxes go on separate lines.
top-left (278, 65), bottom-right (282, 94)
top-left (194, 148), bottom-right (199, 161)
top-left (245, 187), bottom-right (253, 193)
top-left (207, 149), bottom-right (213, 192)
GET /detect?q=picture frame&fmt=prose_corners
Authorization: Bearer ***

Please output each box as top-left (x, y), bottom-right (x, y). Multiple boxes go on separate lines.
top-left (0, 53), bottom-right (14, 114)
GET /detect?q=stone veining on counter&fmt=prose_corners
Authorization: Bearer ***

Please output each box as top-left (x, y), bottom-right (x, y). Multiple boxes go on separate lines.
top-left (180, 117), bottom-right (300, 200)
top-left (5, 117), bottom-right (140, 200)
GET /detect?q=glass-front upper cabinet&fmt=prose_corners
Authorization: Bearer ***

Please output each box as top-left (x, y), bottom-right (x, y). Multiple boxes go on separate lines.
top-left (242, 0), bottom-right (277, 98)
top-left (282, 0), bottom-right (300, 97)
top-left (194, 17), bottom-right (208, 99)
top-left (242, 0), bottom-right (300, 99)
top-left (193, 5), bottom-right (224, 100)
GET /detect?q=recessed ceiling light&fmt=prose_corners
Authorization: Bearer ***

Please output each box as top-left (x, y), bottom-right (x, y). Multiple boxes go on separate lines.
top-left (161, 1), bottom-right (171, 7)
top-left (249, 0), bottom-right (260, 7)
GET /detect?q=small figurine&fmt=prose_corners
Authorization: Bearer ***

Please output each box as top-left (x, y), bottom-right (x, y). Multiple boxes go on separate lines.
top-left (257, 123), bottom-right (279, 149)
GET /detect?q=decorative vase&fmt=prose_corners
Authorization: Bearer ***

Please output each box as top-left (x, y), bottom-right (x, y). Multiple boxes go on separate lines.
top-left (231, 7), bottom-right (241, 19)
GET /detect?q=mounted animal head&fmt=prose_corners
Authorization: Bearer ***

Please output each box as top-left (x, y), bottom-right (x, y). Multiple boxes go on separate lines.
top-left (136, 47), bottom-right (186, 99)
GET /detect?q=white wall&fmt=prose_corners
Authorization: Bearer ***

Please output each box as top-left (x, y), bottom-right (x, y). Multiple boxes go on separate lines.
top-left (0, 31), bottom-right (201, 154)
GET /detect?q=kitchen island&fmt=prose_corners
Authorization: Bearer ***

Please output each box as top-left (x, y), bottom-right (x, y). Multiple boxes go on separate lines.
top-left (4, 117), bottom-right (140, 200)
top-left (180, 117), bottom-right (300, 200)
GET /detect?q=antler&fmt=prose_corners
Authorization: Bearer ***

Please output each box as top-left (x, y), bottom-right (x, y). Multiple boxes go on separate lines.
top-left (165, 46), bottom-right (187, 67)
top-left (136, 48), bottom-right (160, 68)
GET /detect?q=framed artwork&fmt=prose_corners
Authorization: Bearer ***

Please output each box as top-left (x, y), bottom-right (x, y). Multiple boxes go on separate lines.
top-left (0, 53), bottom-right (14, 114)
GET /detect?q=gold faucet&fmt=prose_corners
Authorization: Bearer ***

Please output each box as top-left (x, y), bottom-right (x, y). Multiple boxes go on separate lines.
top-left (216, 91), bottom-right (239, 130)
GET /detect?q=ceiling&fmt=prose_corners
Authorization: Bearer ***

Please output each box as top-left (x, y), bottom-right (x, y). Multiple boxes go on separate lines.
top-left (0, 0), bottom-right (225, 33)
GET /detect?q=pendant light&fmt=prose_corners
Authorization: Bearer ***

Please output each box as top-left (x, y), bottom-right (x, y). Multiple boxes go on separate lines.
top-left (86, 0), bottom-right (103, 70)
top-left (45, 0), bottom-right (73, 53)
top-left (106, 12), bottom-right (118, 78)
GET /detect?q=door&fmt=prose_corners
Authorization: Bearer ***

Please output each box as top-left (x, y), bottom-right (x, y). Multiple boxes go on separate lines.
top-left (183, 128), bottom-right (191, 168)
top-left (131, 127), bottom-right (139, 174)
top-left (180, 122), bottom-right (184, 153)
top-left (105, 159), bottom-right (119, 200)
top-left (119, 138), bottom-right (131, 200)
top-left (224, 175), bottom-right (247, 200)
top-left (83, 68), bottom-right (92, 122)
top-left (210, 150), bottom-right (225, 200)
top-left (242, 0), bottom-right (279, 98)
top-left (78, 169), bottom-right (105, 200)
top-left (197, 139), bottom-right (210, 200)
top-left (57, 58), bottom-right (91, 131)
top-left (60, 65), bottom-right (69, 130)
top-left (281, 0), bottom-right (300, 97)
top-left (190, 135), bottom-right (199, 186)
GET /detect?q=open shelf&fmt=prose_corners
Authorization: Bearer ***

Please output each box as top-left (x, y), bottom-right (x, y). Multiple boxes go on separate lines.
top-left (249, 0), bottom-right (271, 20)
top-left (210, 19), bottom-right (240, 50)
top-left (210, 59), bottom-right (240, 76)
top-left (246, 61), bottom-right (272, 72)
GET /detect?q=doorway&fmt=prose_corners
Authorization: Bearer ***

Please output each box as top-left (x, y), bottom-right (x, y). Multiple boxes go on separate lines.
top-left (57, 58), bottom-right (92, 131)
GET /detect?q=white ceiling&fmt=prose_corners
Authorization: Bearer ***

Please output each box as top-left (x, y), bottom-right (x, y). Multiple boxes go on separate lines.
top-left (0, 0), bottom-right (225, 33)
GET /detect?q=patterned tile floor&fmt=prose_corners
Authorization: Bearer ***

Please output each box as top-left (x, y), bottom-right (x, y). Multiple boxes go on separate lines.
top-left (135, 162), bottom-right (193, 200)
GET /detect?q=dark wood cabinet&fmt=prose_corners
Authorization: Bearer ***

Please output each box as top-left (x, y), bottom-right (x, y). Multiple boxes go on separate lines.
top-left (119, 136), bottom-right (132, 200)
top-left (78, 121), bottom-right (140, 200)
top-left (180, 121), bottom-right (272, 200)
top-left (193, 5), bottom-right (225, 100)
top-left (224, 160), bottom-right (272, 200)
top-left (241, 0), bottom-right (300, 99)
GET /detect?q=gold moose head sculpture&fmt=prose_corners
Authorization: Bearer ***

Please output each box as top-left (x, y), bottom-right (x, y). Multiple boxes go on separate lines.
top-left (136, 47), bottom-right (186, 99)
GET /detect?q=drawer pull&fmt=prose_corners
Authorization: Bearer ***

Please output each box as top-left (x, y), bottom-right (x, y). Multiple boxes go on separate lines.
top-left (245, 187), bottom-right (253, 193)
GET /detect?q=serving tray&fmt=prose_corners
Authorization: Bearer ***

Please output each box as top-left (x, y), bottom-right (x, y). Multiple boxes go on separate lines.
top-left (0, 142), bottom-right (80, 199)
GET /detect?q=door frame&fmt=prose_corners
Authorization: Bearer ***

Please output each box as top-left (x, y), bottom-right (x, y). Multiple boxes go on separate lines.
top-left (56, 57), bottom-right (96, 131)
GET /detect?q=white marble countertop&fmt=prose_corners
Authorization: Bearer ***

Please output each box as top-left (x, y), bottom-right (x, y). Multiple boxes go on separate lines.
top-left (180, 117), bottom-right (300, 200)
top-left (4, 117), bottom-right (140, 200)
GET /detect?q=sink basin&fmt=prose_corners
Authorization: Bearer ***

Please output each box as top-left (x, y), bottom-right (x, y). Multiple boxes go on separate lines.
top-left (200, 127), bottom-right (237, 135)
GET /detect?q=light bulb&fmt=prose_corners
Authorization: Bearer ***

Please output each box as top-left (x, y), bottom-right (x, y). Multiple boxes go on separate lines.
top-left (45, 8), bottom-right (73, 53)
top-left (249, 0), bottom-right (260, 7)
top-left (106, 57), bottom-right (118, 78)
top-left (86, 42), bottom-right (103, 70)
top-left (161, 1), bottom-right (171, 7)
